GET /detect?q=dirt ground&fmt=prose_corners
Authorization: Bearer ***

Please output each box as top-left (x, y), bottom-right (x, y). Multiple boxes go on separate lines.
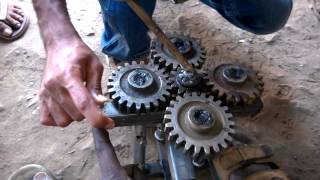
top-left (1, 0), bottom-right (320, 179)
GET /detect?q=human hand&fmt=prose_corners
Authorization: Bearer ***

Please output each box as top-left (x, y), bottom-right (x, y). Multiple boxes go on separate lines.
top-left (39, 40), bottom-right (114, 128)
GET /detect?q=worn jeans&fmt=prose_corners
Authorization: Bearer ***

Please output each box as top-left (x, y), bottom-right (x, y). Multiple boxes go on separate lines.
top-left (98, 0), bottom-right (292, 61)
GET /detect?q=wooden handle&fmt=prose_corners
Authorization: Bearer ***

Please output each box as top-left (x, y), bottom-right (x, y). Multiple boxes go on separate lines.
top-left (125, 0), bottom-right (194, 71)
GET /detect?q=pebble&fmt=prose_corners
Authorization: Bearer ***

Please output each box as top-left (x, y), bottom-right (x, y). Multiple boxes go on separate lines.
top-left (0, 102), bottom-right (5, 112)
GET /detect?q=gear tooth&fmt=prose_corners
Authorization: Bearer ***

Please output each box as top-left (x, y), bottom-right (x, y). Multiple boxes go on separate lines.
top-left (176, 136), bottom-right (184, 145)
top-left (159, 96), bottom-right (166, 102)
top-left (124, 62), bottom-right (130, 66)
top-left (220, 141), bottom-right (228, 149)
top-left (111, 93), bottom-right (120, 100)
top-left (145, 103), bottom-right (151, 110)
top-left (191, 92), bottom-right (198, 97)
top-left (136, 103), bottom-right (141, 110)
top-left (209, 96), bottom-right (215, 101)
top-left (153, 100), bottom-right (159, 107)
top-left (169, 130), bottom-right (178, 139)
top-left (117, 66), bottom-right (122, 70)
top-left (107, 88), bottom-right (115, 93)
top-left (164, 122), bottom-right (173, 132)
top-left (226, 113), bottom-right (233, 119)
top-left (126, 101), bottom-right (133, 108)
top-left (213, 143), bottom-right (220, 153)
top-left (228, 128), bottom-right (236, 134)
top-left (164, 114), bottom-right (172, 121)
top-left (204, 146), bottom-right (211, 156)
top-left (118, 98), bottom-right (124, 104)
top-left (225, 135), bottom-right (233, 142)
top-left (193, 146), bottom-right (201, 158)
top-left (215, 100), bottom-right (222, 106)
top-left (222, 106), bottom-right (229, 112)
top-left (184, 142), bottom-right (192, 152)
top-left (194, 62), bottom-right (199, 67)
top-left (200, 93), bottom-right (206, 98)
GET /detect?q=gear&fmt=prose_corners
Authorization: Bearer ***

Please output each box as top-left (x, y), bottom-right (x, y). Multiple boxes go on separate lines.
top-left (107, 61), bottom-right (171, 113)
top-left (169, 68), bottom-right (211, 96)
top-left (151, 32), bottom-right (206, 70)
top-left (164, 92), bottom-right (235, 158)
top-left (207, 63), bottom-right (264, 105)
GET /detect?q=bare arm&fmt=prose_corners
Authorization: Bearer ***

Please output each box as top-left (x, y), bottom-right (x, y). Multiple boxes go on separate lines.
top-left (32, 0), bottom-right (114, 128)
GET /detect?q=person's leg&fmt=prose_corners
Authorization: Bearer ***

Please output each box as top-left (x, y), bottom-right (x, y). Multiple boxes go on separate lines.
top-left (201, 0), bottom-right (293, 35)
top-left (98, 0), bottom-right (156, 61)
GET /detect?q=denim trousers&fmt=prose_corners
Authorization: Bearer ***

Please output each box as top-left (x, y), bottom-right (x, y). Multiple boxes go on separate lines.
top-left (98, 0), bottom-right (292, 61)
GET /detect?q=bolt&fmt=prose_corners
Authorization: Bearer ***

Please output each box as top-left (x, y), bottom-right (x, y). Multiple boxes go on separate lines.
top-left (171, 37), bottom-right (192, 55)
top-left (193, 110), bottom-right (214, 127)
top-left (128, 69), bottom-right (154, 89)
top-left (222, 65), bottom-right (248, 84)
top-left (176, 69), bottom-right (202, 88)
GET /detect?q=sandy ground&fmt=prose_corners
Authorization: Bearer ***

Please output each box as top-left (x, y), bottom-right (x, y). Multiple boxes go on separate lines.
top-left (1, 0), bottom-right (320, 179)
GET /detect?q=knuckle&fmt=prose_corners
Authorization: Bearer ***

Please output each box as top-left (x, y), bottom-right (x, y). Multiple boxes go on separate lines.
top-left (43, 78), bottom-right (57, 89)
top-left (77, 99), bottom-right (89, 112)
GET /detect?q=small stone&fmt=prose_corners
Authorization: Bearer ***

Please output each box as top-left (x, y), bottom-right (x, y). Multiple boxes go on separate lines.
top-left (0, 103), bottom-right (5, 112)
top-left (86, 32), bottom-right (95, 36)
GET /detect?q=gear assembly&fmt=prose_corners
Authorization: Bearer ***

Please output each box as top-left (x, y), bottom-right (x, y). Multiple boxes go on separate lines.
top-left (98, 0), bottom-right (289, 179)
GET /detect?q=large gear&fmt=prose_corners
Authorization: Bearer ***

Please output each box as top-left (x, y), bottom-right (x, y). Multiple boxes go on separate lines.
top-left (151, 32), bottom-right (206, 70)
top-left (164, 92), bottom-right (235, 158)
top-left (207, 63), bottom-right (264, 105)
top-left (107, 61), bottom-right (171, 113)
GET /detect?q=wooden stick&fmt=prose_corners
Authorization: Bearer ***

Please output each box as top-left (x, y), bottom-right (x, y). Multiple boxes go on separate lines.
top-left (125, 0), bottom-right (194, 71)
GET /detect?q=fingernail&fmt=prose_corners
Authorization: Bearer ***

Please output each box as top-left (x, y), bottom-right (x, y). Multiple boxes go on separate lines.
top-left (3, 28), bottom-right (12, 36)
top-left (97, 95), bottom-right (109, 102)
top-left (16, 23), bottom-right (21, 28)
top-left (105, 119), bottom-right (115, 129)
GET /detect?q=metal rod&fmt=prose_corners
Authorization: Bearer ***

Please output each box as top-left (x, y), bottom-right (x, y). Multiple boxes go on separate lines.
top-left (125, 0), bottom-right (194, 71)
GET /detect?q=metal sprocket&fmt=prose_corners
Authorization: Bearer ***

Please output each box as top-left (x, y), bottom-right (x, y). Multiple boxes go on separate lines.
top-left (164, 92), bottom-right (235, 157)
top-left (151, 32), bottom-right (206, 70)
top-left (107, 61), bottom-right (171, 113)
top-left (207, 63), bottom-right (264, 105)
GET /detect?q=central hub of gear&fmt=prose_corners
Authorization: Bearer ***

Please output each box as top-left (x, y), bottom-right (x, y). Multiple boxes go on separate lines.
top-left (170, 37), bottom-right (192, 55)
top-left (176, 69), bottom-right (202, 88)
top-left (222, 65), bottom-right (248, 84)
top-left (187, 107), bottom-right (215, 134)
top-left (128, 69), bottom-right (154, 89)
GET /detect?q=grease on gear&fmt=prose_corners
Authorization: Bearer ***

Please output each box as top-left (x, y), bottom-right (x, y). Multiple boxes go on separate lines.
top-left (207, 64), bottom-right (264, 105)
top-left (164, 92), bottom-right (235, 158)
top-left (151, 32), bottom-right (206, 70)
top-left (107, 61), bottom-right (172, 113)
top-left (169, 68), bottom-right (211, 96)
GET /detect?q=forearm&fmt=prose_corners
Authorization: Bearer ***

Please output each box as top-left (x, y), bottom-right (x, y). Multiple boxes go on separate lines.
top-left (32, 0), bottom-right (82, 51)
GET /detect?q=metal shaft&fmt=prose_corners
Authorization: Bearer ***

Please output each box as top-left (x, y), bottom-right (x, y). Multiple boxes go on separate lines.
top-left (125, 0), bottom-right (194, 71)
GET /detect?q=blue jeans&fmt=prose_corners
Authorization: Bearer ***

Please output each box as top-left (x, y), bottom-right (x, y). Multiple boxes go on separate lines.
top-left (98, 0), bottom-right (292, 61)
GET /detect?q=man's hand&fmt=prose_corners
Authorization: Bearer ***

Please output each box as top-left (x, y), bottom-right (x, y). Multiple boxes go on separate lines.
top-left (39, 41), bottom-right (114, 128)
top-left (33, 0), bottom-right (114, 128)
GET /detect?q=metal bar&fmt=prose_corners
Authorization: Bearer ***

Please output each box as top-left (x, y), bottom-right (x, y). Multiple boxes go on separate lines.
top-left (134, 126), bottom-right (147, 170)
top-left (125, 0), bottom-right (194, 71)
top-left (167, 141), bottom-right (196, 180)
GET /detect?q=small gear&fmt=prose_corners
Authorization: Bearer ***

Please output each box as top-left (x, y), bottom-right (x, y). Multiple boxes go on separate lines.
top-left (164, 92), bottom-right (235, 157)
top-left (169, 68), bottom-right (211, 96)
top-left (207, 63), bottom-right (264, 105)
top-left (151, 32), bottom-right (206, 70)
top-left (107, 61), bottom-right (171, 113)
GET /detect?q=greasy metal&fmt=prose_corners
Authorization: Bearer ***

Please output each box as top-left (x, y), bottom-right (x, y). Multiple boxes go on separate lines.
top-left (127, 69), bottom-right (154, 89)
top-left (222, 65), bottom-right (248, 84)
top-left (107, 61), bottom-right (171, 113)
top-left (125, 0), bottom-right (193, 71)
top-left (151, 32), bottom-right (206, 70)
top-left (212, 144), bottom-right (290, 180)
top-left (134, 126), bottom-right (147, 170)
top-left (208, 63), bottom-right (264, 105)
top-left (170, 69), bottom-right (210, 95)
top-left (167, 141), bottom-right (196, 180)
top-left (164, 92), bottom-right (235, 157)
top-left (102, 102), bottom-right (164, 126)
top-left (176, 69), bottom-right (202, 88)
